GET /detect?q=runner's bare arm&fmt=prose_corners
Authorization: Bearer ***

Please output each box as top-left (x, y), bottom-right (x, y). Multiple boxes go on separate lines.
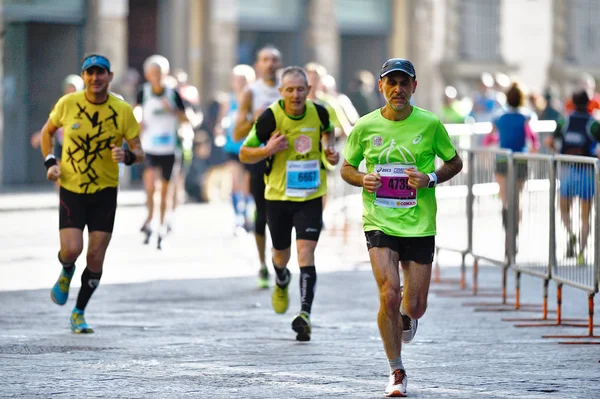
top-left (341, 159), bottom-right (381, 193)
top-left (233, 89), bottom-right (254, 141)
top-left (239, 132), bottom-right (287, 164)
top-left (435, 153), bottom-right (463, 184)
top-left (125, 136), bottom-right (145, 164)
top-left (40, 119), bottom-right (60, 158)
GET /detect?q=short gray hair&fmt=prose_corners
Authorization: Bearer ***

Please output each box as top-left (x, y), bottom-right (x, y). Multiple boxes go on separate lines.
top-left (279, 66), bottom-right (309, 87)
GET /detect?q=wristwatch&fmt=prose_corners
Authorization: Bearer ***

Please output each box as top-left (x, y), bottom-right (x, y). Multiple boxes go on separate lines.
top-left (427, 172), bottom-right (438, 188)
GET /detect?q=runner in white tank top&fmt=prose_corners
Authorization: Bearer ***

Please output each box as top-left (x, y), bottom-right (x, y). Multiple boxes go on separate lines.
top-left (136, 55), bottom-right (187, 249)
top-left (233, 45), bottom-right (283, 289)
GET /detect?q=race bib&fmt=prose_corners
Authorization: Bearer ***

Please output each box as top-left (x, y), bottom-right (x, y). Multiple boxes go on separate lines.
top-left (286, 160), bottom-right (320, 197)
top-left (374, 163), bottom-right (417, 208)
top-left (152, 132), bottom-right (174, 146)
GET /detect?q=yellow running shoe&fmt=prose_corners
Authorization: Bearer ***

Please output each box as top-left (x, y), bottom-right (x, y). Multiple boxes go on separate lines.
top-left (70, 309), bottom-right (94, 334)
top-left (272, 282), bottom-right (290, 314)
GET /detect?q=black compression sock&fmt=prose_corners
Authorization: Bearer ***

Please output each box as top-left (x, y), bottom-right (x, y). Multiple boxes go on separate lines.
top-left (273, 260), bottom-right (290, 288)
top-left (75, 268), bottom-right (102, 311)
top-left (300, 266), bottom-right (317, 314)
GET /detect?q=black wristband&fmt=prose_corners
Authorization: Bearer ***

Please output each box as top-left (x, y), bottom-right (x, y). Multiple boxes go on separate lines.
top-left (124, 149), bottom-right (137, 166)
top-left (44, 157), bottom-right (57, 170)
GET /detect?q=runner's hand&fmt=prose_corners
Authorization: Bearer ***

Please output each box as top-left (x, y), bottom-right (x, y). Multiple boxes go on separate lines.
top-left (405, 168), bottom-right (427, 188)
top-left (265, 132), bottom-right (288, 156)
top-left (110, 144), bottom-right (125, 163)
top-left (46, 165), bottom-right (61, 182)
top-left (363, 172), bottom-right (381, 193)
top-left (325, 146), bottom-right (340, 165)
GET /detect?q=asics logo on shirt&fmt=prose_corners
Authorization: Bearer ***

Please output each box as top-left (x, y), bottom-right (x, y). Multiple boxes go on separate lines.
top-left (412, 134), bottom-right (422, 145)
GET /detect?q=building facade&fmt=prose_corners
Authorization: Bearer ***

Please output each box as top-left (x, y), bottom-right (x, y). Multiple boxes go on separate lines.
top-left (1, 0), bottom-right (599, 186)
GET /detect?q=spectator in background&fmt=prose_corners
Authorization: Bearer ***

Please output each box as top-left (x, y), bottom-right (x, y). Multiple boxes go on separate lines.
top-left (565, 73), bottom-right (600, 118)
top-left (305, 62), bottom-right (352, 138)
top-left (490, 82), bottom-right (539, 257)
top-left (547, 90), bottom-right (600, 265)
top-left (541, 86), bottom-right (563, 123)
top-left (468, 72), bottom-right (504, 122)
top-left (31, 75), bottom-right (85, 166)
top-left (347, 70), bottom-right (380, 117)
top-left (440, 86), bottom-right (466, 124)
top-left (321, 73), bottom-right (360, 129)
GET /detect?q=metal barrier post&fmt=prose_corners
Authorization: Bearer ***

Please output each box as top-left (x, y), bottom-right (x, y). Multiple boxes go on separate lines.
top-left (503, 154), bottom-right (556, 322)
top-left (541, 158), bottom-right (600, 343)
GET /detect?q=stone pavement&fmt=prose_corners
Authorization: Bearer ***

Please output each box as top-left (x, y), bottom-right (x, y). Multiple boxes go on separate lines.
top-left (0, 190), bottom-right (599, 398)
top-left (1, 260), bottom-right (599, 398)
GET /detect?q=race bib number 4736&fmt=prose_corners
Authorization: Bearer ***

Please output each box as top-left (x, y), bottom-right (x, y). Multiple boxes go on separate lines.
top-left (374, 163), bottom-right (417, 208)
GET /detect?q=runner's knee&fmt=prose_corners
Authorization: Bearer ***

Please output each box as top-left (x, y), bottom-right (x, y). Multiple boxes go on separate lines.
top-left (380, 284), bottom-right (402, 314)
top-left (403, 297), bottom-right (427, 320)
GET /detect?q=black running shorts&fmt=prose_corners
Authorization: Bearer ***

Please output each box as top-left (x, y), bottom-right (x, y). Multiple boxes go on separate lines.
top-left (145, 153), bottom-right (176, 181)
top-left (365, 230), bottom-right (435, 265)
top-left (266, 197), bottom-right (323, 250)
top-left (249, 169), bottom-right (267, 236)
top-left (59, 186), bottom-right (118, 233)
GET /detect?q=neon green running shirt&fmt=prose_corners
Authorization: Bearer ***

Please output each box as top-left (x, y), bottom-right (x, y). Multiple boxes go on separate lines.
top-left (342, 106), bottom-right (457, 237)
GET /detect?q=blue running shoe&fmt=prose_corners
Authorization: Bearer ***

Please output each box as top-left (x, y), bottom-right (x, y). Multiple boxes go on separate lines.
top-left (50, 266), bottom-right (75, 306)
top-left (71, 308), bottom-right (94, 334)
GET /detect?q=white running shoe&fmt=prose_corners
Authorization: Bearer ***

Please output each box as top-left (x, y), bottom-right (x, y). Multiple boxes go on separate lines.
top-left (401, 314), bottom-right (418, 344)
top-left (384, 369), bottom-right (407, 397)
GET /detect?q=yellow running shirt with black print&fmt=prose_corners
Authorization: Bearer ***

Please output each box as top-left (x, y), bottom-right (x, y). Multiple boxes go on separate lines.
top-left (243, 99), bottom-right (332, 202)
top-left (49, 91), bottom-right (140, 194)
top-left (342, 106), bottom-right (456, 237)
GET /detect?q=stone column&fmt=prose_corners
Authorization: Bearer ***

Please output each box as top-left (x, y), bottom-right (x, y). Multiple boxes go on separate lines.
top-left (158, 0), bottom-right (190, 72)
top-left (205, 0), bottom-right (238, 99)
top-left (85, 0), bottom-right (129, 80)
top-left (303, 0), bottom-right (340, 78)
top-left (188, 0), bottom-right (206, 95)
top-left (389, 0), bottom-right (409, 58)
top-left (548, 0), bottom-right (569, 97)
top-left (407, 0), bottom-right (440, 113)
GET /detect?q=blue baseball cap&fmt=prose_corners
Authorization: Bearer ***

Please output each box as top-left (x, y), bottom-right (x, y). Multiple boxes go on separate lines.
top-left (81, 55), bottom-right (111, 72)
top-left (380, 58), bottom-right (416, 79)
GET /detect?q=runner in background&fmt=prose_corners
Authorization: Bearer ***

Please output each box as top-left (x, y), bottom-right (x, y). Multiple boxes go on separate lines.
top-left (233, 45), bottom-right (283, 289)
top-left (215, 64), bottom-right (256, 233)
top-left (136, 55), bottom-right (188, 249)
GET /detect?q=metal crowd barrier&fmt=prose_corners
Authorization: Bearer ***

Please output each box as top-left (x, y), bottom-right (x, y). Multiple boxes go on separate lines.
top-left (508, 153), bottom-right (554, 314)
top-left (434, 148), bottom-right (471, 287)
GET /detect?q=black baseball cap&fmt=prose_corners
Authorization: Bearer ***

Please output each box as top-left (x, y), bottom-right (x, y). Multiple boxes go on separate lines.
top-left (380, 58), bottom-right (416, 79)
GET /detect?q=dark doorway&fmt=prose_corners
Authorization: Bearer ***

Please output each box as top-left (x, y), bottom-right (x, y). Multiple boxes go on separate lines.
top-left (128, 0), bottom-right (159, 76)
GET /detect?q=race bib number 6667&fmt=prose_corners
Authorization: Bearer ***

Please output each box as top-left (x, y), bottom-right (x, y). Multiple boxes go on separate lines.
top-left (374, 163), bottom-right (417, 208)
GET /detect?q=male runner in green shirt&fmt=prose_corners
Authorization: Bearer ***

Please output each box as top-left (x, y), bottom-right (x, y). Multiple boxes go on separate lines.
top-left (341, 58), bottom-right (463, 397)
top-left (240, 66), bottom-right (339, 342)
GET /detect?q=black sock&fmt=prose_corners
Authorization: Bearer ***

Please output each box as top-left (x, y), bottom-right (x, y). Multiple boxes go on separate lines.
top-left (76, 268), bottom-right (102, 311)
top-left (273, 260), bottom-right (290, 288)
top-left (300, 266), bottom-right (317, 314)
top-left (58, 251), bottom-right (75, 275)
